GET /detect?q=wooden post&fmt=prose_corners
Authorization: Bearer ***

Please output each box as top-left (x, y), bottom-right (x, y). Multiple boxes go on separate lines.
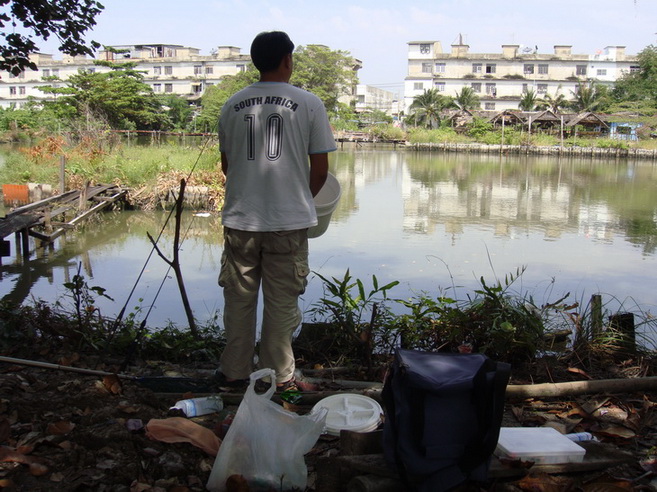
top-left (59, 155), bottom-right (66, 193)
top-left (79, 181), bottom-right (89, 211)
top-left (590, 294), bottom-right (603, 339)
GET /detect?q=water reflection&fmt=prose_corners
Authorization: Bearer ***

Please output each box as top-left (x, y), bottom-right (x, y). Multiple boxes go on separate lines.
top-left (0, 147), bottom-right (656, 329)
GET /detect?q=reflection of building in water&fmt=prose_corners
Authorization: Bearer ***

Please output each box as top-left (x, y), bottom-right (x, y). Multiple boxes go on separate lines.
top-left (401, 166), bottom-right (616, 240)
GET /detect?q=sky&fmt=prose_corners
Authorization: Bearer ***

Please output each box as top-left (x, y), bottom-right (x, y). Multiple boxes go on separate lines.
top-left (33, 0), bottom-right (657, 97)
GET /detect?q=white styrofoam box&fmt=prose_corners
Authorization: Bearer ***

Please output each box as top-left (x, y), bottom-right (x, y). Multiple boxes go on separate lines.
top-left (495, 427), bottom-right (587, 464)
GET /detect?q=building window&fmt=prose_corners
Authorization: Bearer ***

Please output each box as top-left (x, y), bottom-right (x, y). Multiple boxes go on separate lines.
top-left (42, 69), bottom-right (50, 77)
top-left (597, 69), bottom-right (607, 76)
top-left (472, 63), bottom-right (482, 74)
top-left (414, 82), bottom-right (424, 90)
top-left (630, 65), bottom-right (640, 73)
top-left (422, 62), bottom-right (432, 73)
top-left (237, 64), bottom-right (246, 72)
top-left (523, 64), bottom-right (534, 74)
top-left (485, 63), bottom-right (496, 74)
top-left (52, 69), bottom-right (59, 77)
top-left (537, 84), bottom-right (548, 94)
top-left (153, 83), bottom-right (161, 92)
top-left (420, 44), bottom-right (430, 54)
top-left (576, 65), bottom-right (587, 76)
top-left (205, 66), bottom-right (214, 75)
top-left (164, 83), bottom-right (173, 93)
top-left (485, 102), bottom-right (496, 110)
top-left (153, 66), bottom-right (161, 75)
top-left (485, 83), bottom-right (496, 96)
top-left (9, 86), bottom-right (16, 95)
top-left (538, 64), bottom-right (548, 74)
top-left (194, 65), bottom-right (203, 75)
top-left (470, 82), bottom-right (481, 93)
top-left (522, 83), bottom-right (528, 93)
top-left (192, 84), bottom-right (203, 94)
top-left (435, 82), bottom-right (445, 92)
top-left (435, 63), bottom-right (445, 73)
top-left (164, 66), bottom-right (173, 75)
top-left (9, 71), bottom-right (25, 79)
top-left (18, 86), bottom-right (25, 95)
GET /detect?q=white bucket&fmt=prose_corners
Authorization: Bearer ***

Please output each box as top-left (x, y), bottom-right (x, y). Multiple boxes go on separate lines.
top-left (311, 393), bottom-right (383, 436)
top-left (307, 173), bottom-right (341, 239)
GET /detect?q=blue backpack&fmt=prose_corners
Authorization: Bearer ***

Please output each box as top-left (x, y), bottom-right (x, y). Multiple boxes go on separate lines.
top-left (382, 348), bottom-right (511, 491)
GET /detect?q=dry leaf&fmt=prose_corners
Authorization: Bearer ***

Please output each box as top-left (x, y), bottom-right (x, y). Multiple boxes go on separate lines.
top-left (58, 353), bottom-right (80, 366)
top-left (582, 473), bottom-right (635, 491)
top-left (46, 420), bottom-right (75, 436)
top-left (130, 480), bottom-right (152, 492)
top-left (102, 374), bottom-right (123, 394)
top-left (567, 366), bottom-right (592, 379)
top-left (594, 424), bottom-right (636, 439)
top-left (50, 472), bottom-right (65, 482)
top-left (517, 472), bottom-right (573, 492)
top-left (29, 461), bottom-right (49, 476)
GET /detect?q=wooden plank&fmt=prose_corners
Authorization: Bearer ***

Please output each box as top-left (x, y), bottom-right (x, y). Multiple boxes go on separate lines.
top-left (6, 190), bottom-right (79, 216)
top-left (0, 213), bottom-right (41, 238)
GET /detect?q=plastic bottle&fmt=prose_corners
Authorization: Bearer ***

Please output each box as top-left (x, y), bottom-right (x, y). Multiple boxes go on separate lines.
top-left (565, 432), bottom-right (594, 442)
top-left (170, 396), bottom-right (223, 417)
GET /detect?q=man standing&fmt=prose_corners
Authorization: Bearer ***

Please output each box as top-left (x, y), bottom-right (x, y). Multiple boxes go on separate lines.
top-left (217, 31), bottom-right (336, 391)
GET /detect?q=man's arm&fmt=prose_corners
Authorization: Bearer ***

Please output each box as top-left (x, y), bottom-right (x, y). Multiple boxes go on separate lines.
top-left (309, 153), bottom-right (329, 197)
top-left (221, 151), bottom-right (229, 176)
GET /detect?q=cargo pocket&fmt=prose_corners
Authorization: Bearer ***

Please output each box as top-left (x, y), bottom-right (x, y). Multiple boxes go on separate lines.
top-left (294, 259), bottom-right (310, 295)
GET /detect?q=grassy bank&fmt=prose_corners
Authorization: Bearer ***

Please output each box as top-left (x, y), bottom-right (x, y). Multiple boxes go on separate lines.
top-left (0, 136), bottom-right (224, 209)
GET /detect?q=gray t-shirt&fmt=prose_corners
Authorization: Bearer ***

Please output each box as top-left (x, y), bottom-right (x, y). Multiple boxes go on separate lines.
top-left (219, 82), bottom-right (336, 231)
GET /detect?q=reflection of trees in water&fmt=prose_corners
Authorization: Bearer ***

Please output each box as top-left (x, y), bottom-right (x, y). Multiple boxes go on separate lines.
top-left (0, 209), bottom-right (224, 307)
top-left (621, 216), bottom-right (657, 255)
top-left (401, 153), bottom-right (657, 251)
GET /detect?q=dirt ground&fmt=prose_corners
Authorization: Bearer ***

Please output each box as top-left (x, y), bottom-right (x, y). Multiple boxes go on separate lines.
top-left (0, 349), bottom-right (656, 491)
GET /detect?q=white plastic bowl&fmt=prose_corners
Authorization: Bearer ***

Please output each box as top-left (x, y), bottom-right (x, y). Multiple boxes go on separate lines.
top-left (307, 173), bottom-right (341, 239)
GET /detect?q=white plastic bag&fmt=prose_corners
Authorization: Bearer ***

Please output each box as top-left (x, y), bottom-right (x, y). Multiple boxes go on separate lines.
top-left (207, 368), bottom-right (328, 492)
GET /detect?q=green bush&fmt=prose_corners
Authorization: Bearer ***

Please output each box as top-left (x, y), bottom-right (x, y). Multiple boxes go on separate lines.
top-left (368, 124), bottom-right (406, 141)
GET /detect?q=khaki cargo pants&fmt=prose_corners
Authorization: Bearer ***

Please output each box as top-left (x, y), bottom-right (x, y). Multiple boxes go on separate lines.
top-left (218, 227), bottom-right (309, 383)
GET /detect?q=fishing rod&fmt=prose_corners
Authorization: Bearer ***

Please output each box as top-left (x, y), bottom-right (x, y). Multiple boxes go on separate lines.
top-left (0, 355), bottom-right (217, 393)
top-left (113, 137), bottom-right (214, 327)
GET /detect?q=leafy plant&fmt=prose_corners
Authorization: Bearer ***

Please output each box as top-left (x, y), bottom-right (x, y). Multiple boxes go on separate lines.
top-left (307, 269), bottom-right (399, 362)
top-left (59, 263), bottom-right (115, 350)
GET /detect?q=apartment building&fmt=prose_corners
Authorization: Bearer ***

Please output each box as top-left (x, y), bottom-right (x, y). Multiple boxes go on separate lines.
top-left (404, 40), bottom-right (639, 113)
top-left (0, 44), bottom-right (251, 109)
top-left (354, 84), bottom-right (401, 117)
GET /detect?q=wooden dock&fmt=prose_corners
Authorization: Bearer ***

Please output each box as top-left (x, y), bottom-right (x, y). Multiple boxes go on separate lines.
top-left (0, 184), bottom-right (127, 262)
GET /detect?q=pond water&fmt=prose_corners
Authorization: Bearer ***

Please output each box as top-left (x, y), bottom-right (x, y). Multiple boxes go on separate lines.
top-left (1, 146), bottom-right (656, 342)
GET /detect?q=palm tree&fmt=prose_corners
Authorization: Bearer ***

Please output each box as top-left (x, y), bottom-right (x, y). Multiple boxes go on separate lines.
top-left (518, 89), bottom-right (538, 111)
top-left (570, 82), bottom-right (603, 112)
top-left (453, 86), bottom-right (480, 110)
top-left (409, 89), bottom-right (454, 128)
top-left (536, 92), bottom-right (568, 113)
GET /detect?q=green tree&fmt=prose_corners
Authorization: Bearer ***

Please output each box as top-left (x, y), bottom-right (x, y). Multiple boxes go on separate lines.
top-left (158, 94), bottom-right (194, 131)
top-left (518, 89), bottom-right (538, 111)
top-left (196, 65), bottom-right (259, 133)
top-left (290, 44), bottom-right (358, 114)
top-left (409, 89), bottom-right (454, 128)
top-left (611, 45), bottom-right (657, 112)
top-left (536, 91), bottom-right (568, 113)
top-left (453, 86), bottom-right (480, 110)
top-left (570, 82), bottom-right (606, 112)
top-left (0, 0), bottom-right (103, 75)
top-left (41, 61), bottom-right (167, 130)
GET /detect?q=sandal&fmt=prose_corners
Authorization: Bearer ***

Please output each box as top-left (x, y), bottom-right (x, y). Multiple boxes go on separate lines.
top-left (213, 371), bottom-right (249, 392)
